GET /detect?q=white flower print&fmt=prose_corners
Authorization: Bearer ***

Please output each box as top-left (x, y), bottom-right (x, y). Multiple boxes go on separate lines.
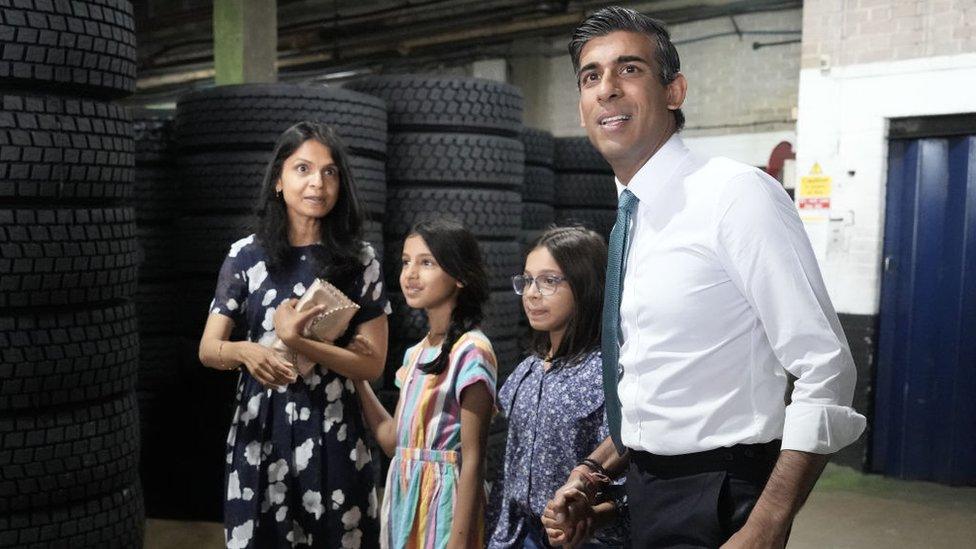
top-left (331, 489), bottom-right (345, 509)
top-left (341, 528), bottom-right (363, 549)
top-left (341, 506), bottom-right (362, 530)
top-left (295, 438), bottom-right (314, 473)
top-left (359, 244), bottom-right (375, 265)
top-left (306, 371), bottom-right (322, 390)
top-left (350, 438), bottom-right (370, 471)
top-left (299, 407), bottom-right (310, 421)
top-left (323, 401), bottom-right (344, 433)
top-left (285, 402), bottom-right (297, 424)
top-left (361, 260), bottom-right (379, 297)
top-left (325, 378), bottom-right (343, 402)
top-left (242, 488), bottom-right (254, 501)
top-left (258, 330), bottom-right (277, 347)
top-left (240, 393), bottom-right (261, 426)
top-left (303, 489), bottom-right (324, 519)
top-left (262, 481), bottom-right (287, 513)
top-left (276, 505), bottom-right (288, 522)
top-left (268, 458), bottom-right (289, 483)
top-left (286, 520), bottom-right (310, 545)
top-left (245, 441), bottom-right (262, 466)
top-left (336, 424), bottom-right (347, 442)
top-left (226, 519), bottom-right (254, 549)
top-left (262, 306), bottom-right (275, 332)
top-left (227, 471), bottom-right (241, 500)
top-left (293, 282), bottom-right (306, 297)
top-left (262, 288), bottom-right (277, 306)
top-left (372, 281), bottom-right (382, 301)
top-left (367, 490), bottom-right (378, 519)
top-left (228, 235), bottom-right (254, 258)
top-left (246, 260), bottom-right (268, 293)
top-left (226, 298), bottom-right (239, 311)
top-left (344, 379), bottom-right (355, 392)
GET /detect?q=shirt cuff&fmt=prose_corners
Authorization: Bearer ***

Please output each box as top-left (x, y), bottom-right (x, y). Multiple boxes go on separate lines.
top-left (781, 402), bottom-right (867, 454)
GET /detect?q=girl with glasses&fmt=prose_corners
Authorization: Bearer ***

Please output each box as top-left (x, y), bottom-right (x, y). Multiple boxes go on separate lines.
top-left (488, 226), bottom-right (629, 548)
top-left (352, 218), bottom-right (497, 549)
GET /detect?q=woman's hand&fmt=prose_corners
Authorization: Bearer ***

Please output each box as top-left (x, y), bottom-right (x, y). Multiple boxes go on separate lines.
top-left (346, 334), bottom-right (377, 357)
top-left (273, 299), bottom-right (325, 346)
top-left (235, 341), bottom-right (296, 388)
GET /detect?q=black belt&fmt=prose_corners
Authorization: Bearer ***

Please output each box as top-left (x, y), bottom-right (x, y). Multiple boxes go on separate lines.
top-left (630, 440), bottom-right (781, 482)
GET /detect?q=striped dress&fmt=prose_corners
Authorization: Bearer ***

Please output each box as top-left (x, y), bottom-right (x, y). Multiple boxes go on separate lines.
top-left (380, 330), bottom-right (497, 549)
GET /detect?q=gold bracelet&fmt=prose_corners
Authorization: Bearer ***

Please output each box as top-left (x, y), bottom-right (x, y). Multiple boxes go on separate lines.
top-left (218, 341), bottom-right (227, 370)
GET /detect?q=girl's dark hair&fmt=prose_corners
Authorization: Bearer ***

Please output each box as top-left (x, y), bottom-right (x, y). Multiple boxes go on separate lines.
top-left (409, 218), bottom-right (489, 375)
top-left (527, 226), bottom-right (607, 365)
top-left (254, 121), bottom-right (365, 285)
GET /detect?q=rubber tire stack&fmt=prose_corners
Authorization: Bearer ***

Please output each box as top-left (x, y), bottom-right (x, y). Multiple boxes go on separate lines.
top-left (345, 75), bottom-right (525, 391)
top-left (129, 108), bottom-right (183, 519)
top-left (553, 137), bottom-right (617, 240)
top-left (169, 83), bottom-right (387, 520)
top-left (0, 1), bottom-right (144, 547)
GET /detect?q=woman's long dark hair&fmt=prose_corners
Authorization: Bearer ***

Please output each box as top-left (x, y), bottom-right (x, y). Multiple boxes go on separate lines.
top-left (409, 218), bottom-right (489, 376)
top-left (254, 121), bottom-right (364, 285)
top-left (527, 226), bottom-right (607, 366)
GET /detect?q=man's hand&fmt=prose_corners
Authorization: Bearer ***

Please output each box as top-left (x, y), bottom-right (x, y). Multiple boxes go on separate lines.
top-left (541, 472), bottom-right (594, 546)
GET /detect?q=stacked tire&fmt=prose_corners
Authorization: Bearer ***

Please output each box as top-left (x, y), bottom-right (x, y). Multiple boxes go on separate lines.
top-left (553, 137), bottom-right (617, 240)
top-left (0, 1), bottom-right (144, 547)
top-left (520, 129), bottom-right (556, 253)
top-left (129, 109), bottom-right (183, 518)
top-left (168, 83), bottom-right (388, 520)
top-left (345, 75), bottom-right (525, 387)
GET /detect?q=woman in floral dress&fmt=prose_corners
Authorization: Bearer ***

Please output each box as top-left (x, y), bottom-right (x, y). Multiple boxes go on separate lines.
top-left (198, 121), bottom-right (389, 548)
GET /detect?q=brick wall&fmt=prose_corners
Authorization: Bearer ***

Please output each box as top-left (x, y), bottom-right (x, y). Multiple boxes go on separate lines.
top-left (802, 0), bottom-right (976, 70)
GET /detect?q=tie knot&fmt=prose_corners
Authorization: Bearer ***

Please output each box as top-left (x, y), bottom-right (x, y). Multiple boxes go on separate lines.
top-left (618, 189), bottom-right (639, 212)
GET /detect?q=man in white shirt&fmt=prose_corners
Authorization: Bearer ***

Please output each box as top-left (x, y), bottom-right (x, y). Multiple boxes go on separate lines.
top-left (541, 6), bottom-right (866, 548)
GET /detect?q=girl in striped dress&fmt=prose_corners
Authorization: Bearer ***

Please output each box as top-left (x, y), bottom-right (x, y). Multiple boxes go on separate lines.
top-left (352, 218), bottom-right (497, 549)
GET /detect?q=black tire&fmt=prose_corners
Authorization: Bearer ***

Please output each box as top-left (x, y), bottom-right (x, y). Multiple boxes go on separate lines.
top-left (0, 1), bottom-right (137, 99)
top-left (133, 166), bottom-right (177, 223)
top-left (554, 172), bottom-right (617, 208)
top-left (385, 187), bottom-right (521, 239)
top-left (524, 165), bottom-right (554, 204)
top-left (136, 223), bottom-right (175, 280)
top-left (345, 75), bottom-right (523, 136)
top-left (179, 151), bottom-right (386, 217)
top-left (363, 220), bottom-right (384, 260)
top-left (176, 215), bottom-right (252, 275)
top-left (492, 336), bottom-right (521, 384)
top-left (389, 290), bottom-right (521, 342)
top-left (131, 108), bottom-right (174, 164)
top-left (0, 93), bottom-right (134, 202)
top-left (135, 281), bottom-right (179, 336)
top-left (521, 128), bottom-right (554, 167)
top-left (174, 84), bottom-right (387, 156)
top-left (0, 483), bottom-right (144, 548)
top-left (0, 207), bottom-right (138, 308)
top-left (386, 133), bottom-right (524, 190)
top-left (555, 208), bottom-right (616, 240)
top-left (521, 202), bottom-right (554, 231)
top-left (0, 303), bottom-right (138, 412)
top-left (554, 137), bottom-right (612, 173)
top-left (137, 335), bottom-right (180, 394)
top-left (519, 229), bottom-right (544, 255)
top-left (0, 394), bottom-right (140, 514)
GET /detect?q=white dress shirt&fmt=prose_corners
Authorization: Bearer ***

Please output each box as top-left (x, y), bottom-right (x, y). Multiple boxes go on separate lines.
top-left (615, 134), bottom-right (866, 455)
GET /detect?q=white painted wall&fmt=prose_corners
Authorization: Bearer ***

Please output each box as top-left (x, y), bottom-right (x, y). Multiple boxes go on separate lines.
top-left (795, 52), bottom-right (976, 315)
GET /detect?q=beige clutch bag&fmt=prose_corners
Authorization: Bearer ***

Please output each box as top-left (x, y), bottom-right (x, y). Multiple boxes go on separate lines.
top-left (271, 279), bottom-right (359, 378)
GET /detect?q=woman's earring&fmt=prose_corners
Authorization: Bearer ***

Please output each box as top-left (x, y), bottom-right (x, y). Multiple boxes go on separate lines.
top-left (276, 189), bottom-right (283, 199)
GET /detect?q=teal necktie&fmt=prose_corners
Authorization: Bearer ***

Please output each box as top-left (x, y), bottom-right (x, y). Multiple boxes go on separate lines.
top-left (602, 189), bottom-right (638, 454)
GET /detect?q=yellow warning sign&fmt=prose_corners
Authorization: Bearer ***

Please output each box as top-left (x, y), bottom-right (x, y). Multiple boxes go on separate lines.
top-left (797, 163), bottom-right (832, 210)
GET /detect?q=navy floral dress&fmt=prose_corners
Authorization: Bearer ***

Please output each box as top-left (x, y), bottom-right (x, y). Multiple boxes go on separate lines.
top-left (487, 350), bottom-right (629, 548)
top-left (209, 234), bottom-right (390, 549)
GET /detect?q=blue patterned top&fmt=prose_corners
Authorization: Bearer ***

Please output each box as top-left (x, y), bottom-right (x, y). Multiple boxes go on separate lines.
top-left (488, 350), bottom-right (629, 547)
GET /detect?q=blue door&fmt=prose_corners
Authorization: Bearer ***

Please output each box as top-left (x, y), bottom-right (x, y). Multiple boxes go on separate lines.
top-left (873, 135), bottom-right (976, 485)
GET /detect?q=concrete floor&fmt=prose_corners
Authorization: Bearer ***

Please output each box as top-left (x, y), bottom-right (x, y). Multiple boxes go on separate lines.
top-left (144, 465), bottom-right (976, 548)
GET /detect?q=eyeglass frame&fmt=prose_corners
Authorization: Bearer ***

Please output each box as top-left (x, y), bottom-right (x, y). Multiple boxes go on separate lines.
top-left (511, 274), bottom-right (566, 296)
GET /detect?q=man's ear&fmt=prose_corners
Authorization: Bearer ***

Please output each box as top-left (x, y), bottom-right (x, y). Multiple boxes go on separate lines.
top-left (667, 73), bottom-right (688, 111)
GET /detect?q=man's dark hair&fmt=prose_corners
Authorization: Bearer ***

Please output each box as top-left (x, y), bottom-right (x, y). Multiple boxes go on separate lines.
top-left (569, 6), bottom-right (685, 130)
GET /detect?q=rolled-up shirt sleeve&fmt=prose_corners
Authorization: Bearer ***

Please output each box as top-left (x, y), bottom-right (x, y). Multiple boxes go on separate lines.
top-left (715, 171), bottom-right (866, 454)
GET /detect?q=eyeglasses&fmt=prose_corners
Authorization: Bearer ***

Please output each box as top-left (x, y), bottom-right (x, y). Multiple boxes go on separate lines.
top-left (512, 274), bottom-right (565, 296)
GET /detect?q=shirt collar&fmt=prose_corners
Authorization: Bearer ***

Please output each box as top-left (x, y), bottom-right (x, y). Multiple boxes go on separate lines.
top-left (614, 133), bottom-right (692, 203)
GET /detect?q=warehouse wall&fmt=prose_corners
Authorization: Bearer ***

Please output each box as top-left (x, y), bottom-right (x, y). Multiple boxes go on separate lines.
top-left (511, 9), bottom-right (803, 167)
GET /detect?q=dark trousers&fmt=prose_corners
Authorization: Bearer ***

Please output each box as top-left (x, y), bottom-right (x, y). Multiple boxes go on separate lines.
top-left (626, 440), bottom-right (781, 549)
